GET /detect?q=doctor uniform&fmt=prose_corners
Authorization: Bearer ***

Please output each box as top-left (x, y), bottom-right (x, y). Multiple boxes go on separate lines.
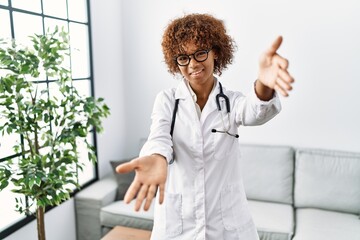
top-left (140, 78), bottom-right (281, 240)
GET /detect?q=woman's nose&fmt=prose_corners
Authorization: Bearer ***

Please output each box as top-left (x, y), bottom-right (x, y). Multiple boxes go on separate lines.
top-left (188, 56), bottom-right (199, 68)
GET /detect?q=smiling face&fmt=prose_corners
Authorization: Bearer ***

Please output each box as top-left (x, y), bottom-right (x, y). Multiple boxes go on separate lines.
top-left (162, 14), bottom-right (235, 77)
top-left (178, 42), bottom-right (217, 89)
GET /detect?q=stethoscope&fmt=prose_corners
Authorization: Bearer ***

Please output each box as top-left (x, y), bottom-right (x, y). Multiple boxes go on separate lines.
top-left (212, 82), bottom-right (239, 138)
top-left (170, 82), bottom-right (239, 139)
top-left (169, 82), bottom-right (238, 164)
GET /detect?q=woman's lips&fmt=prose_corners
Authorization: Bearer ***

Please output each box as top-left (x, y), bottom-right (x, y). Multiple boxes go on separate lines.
top-left (190, 69), bottom-right (204, 76)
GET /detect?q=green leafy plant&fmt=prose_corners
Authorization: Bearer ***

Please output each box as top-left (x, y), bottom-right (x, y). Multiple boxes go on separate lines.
top-left (0, 27), bottom-right (110, 240)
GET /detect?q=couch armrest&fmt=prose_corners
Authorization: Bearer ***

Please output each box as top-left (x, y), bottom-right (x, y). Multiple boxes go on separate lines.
top-left (75, 173), bottom-right (118, 240)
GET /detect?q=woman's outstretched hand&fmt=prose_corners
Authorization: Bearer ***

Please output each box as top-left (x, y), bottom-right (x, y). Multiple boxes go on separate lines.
top-left (257, 36), bottom-right (295, 97)
top-left (116, 154), bottom-right (168, 211)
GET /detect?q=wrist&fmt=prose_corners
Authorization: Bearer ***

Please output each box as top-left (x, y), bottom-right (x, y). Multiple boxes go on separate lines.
top-left (151, 153), bottom-right (168, 163)
top-left (254, 79), bottom-right (274, 101)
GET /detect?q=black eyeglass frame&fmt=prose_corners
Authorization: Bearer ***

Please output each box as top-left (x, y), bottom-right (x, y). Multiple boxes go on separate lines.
top-left (174, 48), bottom-right (213, 66)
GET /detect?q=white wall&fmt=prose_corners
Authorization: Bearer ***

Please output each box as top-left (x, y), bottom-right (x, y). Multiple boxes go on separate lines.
top-left (119, 0), bottom-right (360, 157)
top-left (89, 0), bottom-right (126, 178)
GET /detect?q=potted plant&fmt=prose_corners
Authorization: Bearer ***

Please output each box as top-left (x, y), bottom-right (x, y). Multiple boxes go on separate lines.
top-left (0, 27), bottom-right (110, 240)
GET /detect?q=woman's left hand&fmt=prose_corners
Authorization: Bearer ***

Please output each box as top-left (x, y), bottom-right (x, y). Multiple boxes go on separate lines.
top-left (258, 36), bottom-right (295, 97)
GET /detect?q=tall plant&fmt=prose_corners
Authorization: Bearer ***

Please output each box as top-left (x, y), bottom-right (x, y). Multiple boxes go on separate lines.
top-left (0, 27), bottom-right (110, 240)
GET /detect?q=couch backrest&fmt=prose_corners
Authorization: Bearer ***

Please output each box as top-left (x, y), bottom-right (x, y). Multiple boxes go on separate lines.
top-left (294, 148), bottom-right (360, 215)
top-left (240, 144), bottom-right (295, 204)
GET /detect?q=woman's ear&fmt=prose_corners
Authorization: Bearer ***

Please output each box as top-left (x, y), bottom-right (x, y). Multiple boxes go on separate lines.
top-left (212, 50), bottom-right (218, 60)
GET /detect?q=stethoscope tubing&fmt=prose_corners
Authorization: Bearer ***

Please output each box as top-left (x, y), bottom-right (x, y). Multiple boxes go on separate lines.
top-left (169, 81), bottom-right (239, 164)
top-left (213, 82), bottom-right (239, 138)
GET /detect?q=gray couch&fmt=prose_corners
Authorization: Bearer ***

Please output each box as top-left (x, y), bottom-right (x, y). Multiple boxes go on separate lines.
top-left (75, 144), bottom-right (360, 240)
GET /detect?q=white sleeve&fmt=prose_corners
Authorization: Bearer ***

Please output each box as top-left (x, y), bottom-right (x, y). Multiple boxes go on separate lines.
top-left (139, 90), bottom-right (174, 163)
top-left (234, 89), bottom-right (282, 126)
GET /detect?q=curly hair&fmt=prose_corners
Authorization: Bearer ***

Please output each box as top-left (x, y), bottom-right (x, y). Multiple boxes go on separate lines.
top-left (161, 13), bottom-right (236, 76)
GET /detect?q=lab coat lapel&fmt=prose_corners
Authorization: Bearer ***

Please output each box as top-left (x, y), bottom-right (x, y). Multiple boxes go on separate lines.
top-left (174, 80), bottom-right (200, 122)
top-left (200, 80), bottom-right (221, 123)
top-left (174, 79), bottom-right (188, 100)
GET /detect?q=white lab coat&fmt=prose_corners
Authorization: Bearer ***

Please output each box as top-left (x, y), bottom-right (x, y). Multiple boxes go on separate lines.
top-left (140, 78), bottom-right (281, 240)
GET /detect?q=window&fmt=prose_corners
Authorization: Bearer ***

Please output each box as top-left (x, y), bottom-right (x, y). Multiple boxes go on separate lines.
top-left (0, 0), bottom-right (96, 238)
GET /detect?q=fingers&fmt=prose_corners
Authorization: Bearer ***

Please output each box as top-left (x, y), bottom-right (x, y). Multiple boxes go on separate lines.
top-left (273, 55), bottom-right (294, 97)
top-left (143, 185), bottom-right (157, 211)
top-left (274, 84), bottom-right (289, 97)
top-left (135, 184), bottom-right (149, 211)
top-left (124, 181), bottom-right (162, 211)
top-left (278, 68), bottom-right (294, 85)
top-left (275, 69), bottom-right (295, 97)
top-left (115, 158), bottom-right (138, 173)
top-left (117, 155), bottom-right (167, 211)
top-left (260, 36), bottom-right (295, 97)
top-left (273, 54), bottom-right (289, 70)
top-left (266, 36), bottom-right (283, 56)
top-left (135, 184), bottom-right (158, 211)
top-left (158, 183), bottom-right (165, 204)
top-left (137, 184), bottom-right (165, 211)
top-left (124, 179), bottom-right (141, 204)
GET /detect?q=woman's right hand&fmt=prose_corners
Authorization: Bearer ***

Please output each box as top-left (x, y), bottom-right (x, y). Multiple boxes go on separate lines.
top-left (116, 154), bottom-right (168, 211)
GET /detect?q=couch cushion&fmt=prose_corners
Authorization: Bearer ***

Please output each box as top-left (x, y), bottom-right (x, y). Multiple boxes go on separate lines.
top-left (110, 159), bottom-right (135, 200)
top-left (240, 144), bottom-right (294, 204)
top-left (100, 200), bottom-right (154, 231)
top-left (294, 148), bottom-right (360, 214)
top-left (293, 208), bottom-right (360, 240)
top-left (248, 200), bottom-right (294, 240)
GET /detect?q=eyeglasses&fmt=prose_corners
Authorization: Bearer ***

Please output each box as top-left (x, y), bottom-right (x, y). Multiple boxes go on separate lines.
top-left (174, 48), bottom-right (212, 66)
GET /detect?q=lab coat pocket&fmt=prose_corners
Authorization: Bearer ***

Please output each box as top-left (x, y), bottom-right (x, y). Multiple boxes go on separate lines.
top-left (165, 193), bottom-right (183, 237)
top-left (213, 133), bottom-right (235, 161)
top-left (220, 184), bottom-right (253, 231)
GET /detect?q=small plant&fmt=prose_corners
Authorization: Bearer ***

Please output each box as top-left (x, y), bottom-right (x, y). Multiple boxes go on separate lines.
top-left (0, 27), bottom-right (110, 240)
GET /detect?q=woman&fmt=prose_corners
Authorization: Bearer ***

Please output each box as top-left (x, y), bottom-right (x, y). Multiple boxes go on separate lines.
top-left (117, 13), bottom-right (294, 240)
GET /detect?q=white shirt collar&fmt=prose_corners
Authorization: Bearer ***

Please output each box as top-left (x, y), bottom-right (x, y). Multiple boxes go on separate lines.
top-left (184, 77), bottom-right (218, 119)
